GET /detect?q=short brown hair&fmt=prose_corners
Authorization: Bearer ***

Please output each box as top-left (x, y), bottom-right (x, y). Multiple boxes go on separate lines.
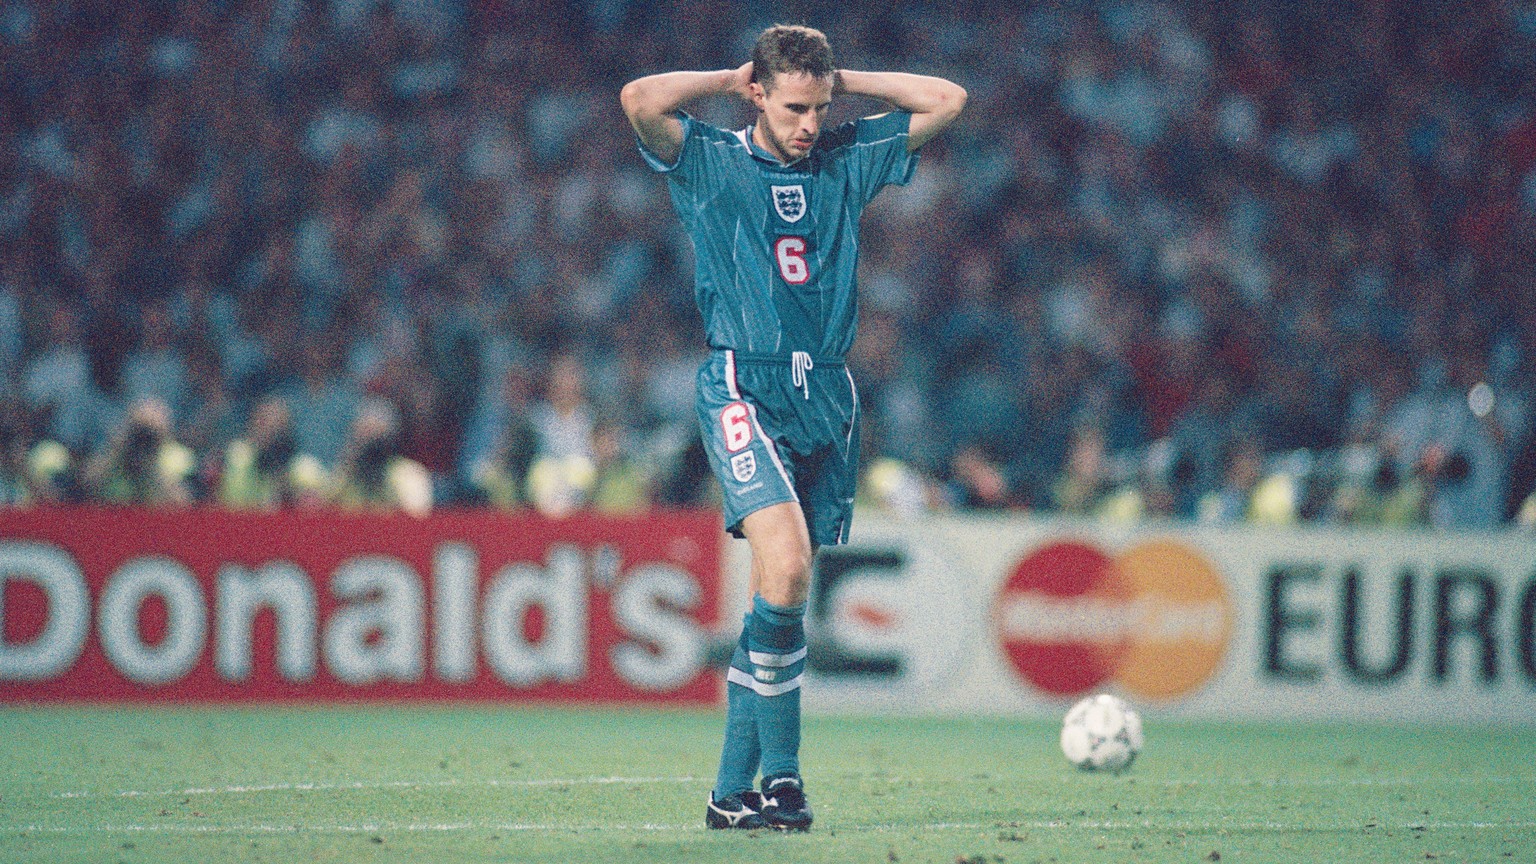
top-left (751, 25), bottom-right (834, 93)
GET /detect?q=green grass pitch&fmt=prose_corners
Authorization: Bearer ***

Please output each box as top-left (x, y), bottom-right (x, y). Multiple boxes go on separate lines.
top-left (1, 705), bottom-right (1531, 863)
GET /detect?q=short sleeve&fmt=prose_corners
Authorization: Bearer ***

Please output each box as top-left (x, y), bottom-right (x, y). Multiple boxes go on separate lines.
top-left (637, 111), bottom-right (700, 181)
top-left (845, 110), bottom-right (919, 204)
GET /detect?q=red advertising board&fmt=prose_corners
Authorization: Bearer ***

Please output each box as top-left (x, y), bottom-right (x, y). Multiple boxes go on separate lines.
top-left (0, 507), bottom-right (725, 705)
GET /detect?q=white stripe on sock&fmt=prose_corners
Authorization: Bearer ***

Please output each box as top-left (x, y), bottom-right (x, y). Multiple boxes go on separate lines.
top-left (748, 647), bottom-right (807, 667)
top-left (727, 666), bottom-right (803, 697)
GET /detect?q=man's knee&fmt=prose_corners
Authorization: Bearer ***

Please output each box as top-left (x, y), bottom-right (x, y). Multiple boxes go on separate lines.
top-left (742, 502), bottom-right (815, 605)
top-left (758, 547), bottom-right (813, 605)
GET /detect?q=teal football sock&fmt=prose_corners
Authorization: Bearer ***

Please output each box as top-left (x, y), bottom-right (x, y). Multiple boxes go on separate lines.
top-left (746, 595), bottom-right (806, 781)
top-left (713, 615), bottom-right (760, 799)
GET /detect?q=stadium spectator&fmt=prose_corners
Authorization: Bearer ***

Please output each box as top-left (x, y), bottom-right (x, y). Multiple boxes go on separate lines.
top-left (282, 341), bottom-right (362, 470)
top-left (462, 366), bottom-right (539, 510)
top-left (213, 395), bottom-right (326, 510)
top-left (328, 396), bottom-right (432, 517)
top-left (529, 355), bottom-right (596, 461)
top-left (119, 302), bottom-right (190, 416)
top-left (0, 400), bottom-right (70, 507)
top-left (81, 397), bottom-right (195, 506)
top-left (522, 354), bottom-right (599, 517)
top-left (1197, 438), bottom-right (1301, 525)
top-left (587, 419), bottom-right (650, 516)
top-left (944, 443), bottom-right (1021, 511)
top-left (1421, 340), bottom-right (1529, 530)
top-left (1050, 423), bottom-right (1116, 517)
top-left (21, 304), bottom-right (112, 456)
top-left (177, 338), bottom-right (241, 462)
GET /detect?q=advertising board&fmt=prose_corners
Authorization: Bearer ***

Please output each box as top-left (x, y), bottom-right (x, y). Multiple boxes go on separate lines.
top-left (0, 508), bottom-right (723, 705)
top-left (7, 507), bottom-right (1531, 722)
top-left (799, 515), bottom-right (1536, 722)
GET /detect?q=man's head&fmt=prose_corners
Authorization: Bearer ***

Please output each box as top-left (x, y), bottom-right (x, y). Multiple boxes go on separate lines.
top-left (751, 25), bottom-right (834, 92)
top-left (749, 25), bottom-right (835, 164)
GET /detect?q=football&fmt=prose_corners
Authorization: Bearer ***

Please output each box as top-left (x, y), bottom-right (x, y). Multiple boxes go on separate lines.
top-left (1060, 693), bottom-right (1144, 773)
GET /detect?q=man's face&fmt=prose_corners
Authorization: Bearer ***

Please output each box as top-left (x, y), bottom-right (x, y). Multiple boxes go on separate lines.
top-left (751, 71), bottom-right (833, 164)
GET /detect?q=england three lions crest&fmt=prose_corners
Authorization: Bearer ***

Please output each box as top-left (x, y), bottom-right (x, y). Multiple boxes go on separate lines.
top-left (771, 184), bottom-right (806, 224)
top-left (730, 451), bottom-right (757, 482)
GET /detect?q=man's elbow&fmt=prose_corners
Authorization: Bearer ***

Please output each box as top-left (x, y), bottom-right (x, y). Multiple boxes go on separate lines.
top-left (620, 80), bottom-right (646, 120)
top-left (940, 81), bottom-right (968, 121)
top-left (622, 78), bottom-right (673, 124)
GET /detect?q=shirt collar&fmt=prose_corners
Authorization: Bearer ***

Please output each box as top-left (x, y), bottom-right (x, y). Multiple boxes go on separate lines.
top-left (740, 124), bottom-right (808, 168)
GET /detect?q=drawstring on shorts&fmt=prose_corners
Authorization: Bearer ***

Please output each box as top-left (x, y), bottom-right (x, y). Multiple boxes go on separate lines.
top-left (726, 350), bottom-right (844, 400)
top-left (791, 351), bottom-right (814, 400)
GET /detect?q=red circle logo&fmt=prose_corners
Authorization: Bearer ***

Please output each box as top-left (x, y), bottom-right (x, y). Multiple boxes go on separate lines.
top-left (993, 538), bottom-right (1234, 700)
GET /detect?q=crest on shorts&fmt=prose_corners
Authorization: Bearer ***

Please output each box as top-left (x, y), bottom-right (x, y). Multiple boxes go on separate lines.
top-left (771, 184), bottom-right (806, 223)
top-left (731, 451), bottom-right (757, 483)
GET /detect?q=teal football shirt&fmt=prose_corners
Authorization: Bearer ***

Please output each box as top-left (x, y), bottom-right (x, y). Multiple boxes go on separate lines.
top-left (640, 110), bottom-right (918, 359)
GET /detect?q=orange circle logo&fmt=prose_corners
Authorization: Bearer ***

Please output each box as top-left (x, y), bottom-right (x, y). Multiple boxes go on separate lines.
top-left (993, 538), bottom-right (1234, 700)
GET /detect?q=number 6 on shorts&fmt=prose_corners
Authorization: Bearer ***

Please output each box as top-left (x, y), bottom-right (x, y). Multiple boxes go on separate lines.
top-left (720, 402), bottom-right (753, 453)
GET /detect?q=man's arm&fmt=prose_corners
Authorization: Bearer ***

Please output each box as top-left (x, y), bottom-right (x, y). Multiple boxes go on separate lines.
top-left (834, 70), bottom-right (967, 151)
top-left (620, 62), bottom-right (754, 166)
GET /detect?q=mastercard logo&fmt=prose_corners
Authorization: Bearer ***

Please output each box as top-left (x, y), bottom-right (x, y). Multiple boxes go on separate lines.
top-left (993, 539), bottom-right (1235, 700)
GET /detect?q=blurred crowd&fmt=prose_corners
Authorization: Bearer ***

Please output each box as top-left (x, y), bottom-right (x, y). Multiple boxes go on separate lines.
top-left (3, 0), bottom-right (1536, 530)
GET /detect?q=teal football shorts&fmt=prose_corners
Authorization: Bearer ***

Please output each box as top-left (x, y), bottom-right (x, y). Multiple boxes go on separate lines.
top-left (695, 349), bottom-right (861, 546)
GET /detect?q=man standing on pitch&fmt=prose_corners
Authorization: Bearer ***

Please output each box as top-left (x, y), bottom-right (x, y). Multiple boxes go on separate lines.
top-left (621, 24), bottom-right (965, 831)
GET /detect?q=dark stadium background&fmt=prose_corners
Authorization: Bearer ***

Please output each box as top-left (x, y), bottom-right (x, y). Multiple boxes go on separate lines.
top-left (0, 0), bottom-right (1532, 529)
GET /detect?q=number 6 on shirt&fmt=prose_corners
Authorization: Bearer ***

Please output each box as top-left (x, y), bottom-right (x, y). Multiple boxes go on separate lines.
top-left (774, 236), bottom-right (809, 284)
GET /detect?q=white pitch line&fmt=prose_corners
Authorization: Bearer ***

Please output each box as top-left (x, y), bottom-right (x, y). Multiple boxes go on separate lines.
top-left (47, 774), bottom-right (1531, 800)
top-left (1145, 776), bottom-right (1532, 787)
top-left (50, 776), bottom-right (701, 800)
top-left (868, 776), bottom-right (1535, 790)
top-left (8, 820), bottom-right (1536, 835)
top-left (9, 823), bottom-right (695, 834)
top-left (899, 820), bottom-right (1536, 832)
